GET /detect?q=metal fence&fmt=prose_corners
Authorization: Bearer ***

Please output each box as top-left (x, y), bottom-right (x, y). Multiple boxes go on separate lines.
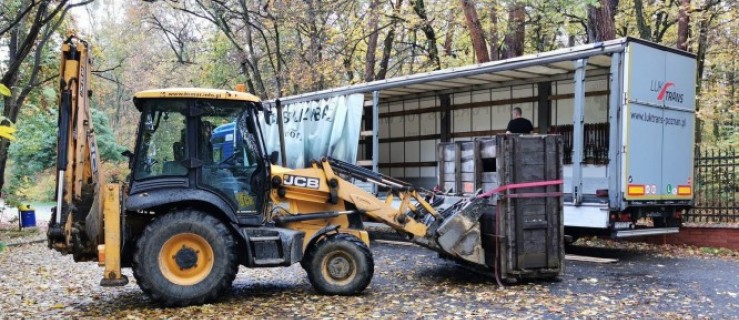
top-left (686, 148), bottom-right (739, 223)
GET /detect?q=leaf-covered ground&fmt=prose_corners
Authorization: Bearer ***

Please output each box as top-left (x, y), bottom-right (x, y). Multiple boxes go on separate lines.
top-left (1, 239), bottom-right (738, 319)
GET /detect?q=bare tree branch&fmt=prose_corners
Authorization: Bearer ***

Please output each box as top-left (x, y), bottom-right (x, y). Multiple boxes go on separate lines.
top-left (0, 1), bottom-right (39, 38)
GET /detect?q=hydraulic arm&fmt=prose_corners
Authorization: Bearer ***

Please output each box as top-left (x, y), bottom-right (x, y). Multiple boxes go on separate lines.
top-left (270, 158), bottom-right (490, 264)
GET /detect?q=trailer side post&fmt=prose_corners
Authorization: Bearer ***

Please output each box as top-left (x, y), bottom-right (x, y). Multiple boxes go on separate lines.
top-left (572, 58), bottom-right (588, 206)
top-left (372, 90), bottom-right (380, 194)
top-left (537, 82), bottom-right (552, 134)
top-left (607, 52), bottom-right (623, 210)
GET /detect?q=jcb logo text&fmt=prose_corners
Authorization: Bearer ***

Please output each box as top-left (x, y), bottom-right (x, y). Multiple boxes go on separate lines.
top-left (283, 174), bottom-right (320, 189)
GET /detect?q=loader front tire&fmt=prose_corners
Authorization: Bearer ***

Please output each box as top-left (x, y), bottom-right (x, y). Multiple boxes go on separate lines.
top-left (133, 209), bottom-right (238, 307)
top-left (305, 234), bottom-right (373, 295)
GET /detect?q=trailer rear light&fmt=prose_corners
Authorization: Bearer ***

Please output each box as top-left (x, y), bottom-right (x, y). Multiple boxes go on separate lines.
top-left (627, 184), bottom-right (646, 195)
top-left (677, 185), bottom-right (692, 195)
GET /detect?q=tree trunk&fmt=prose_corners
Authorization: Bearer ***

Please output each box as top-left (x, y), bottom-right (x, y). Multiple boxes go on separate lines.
top-left (304, 0), bottom-right (326, 90)
top-left (364, 0), bottom-right (381, 82)
top-left (0, 140), bottom-right (9, 196)
top-left (252, 2), bottom-right (284, 98)
top-left (460, 0), bottom-right (490, 63)
top-left (239, 60), bottom-right (257, 95)
top-left (0, 1), bottom-right (54, 193)
top-left (443, 8), bottom-right (456, 57)
top-left (633, 0), bottom-right (652, 40)
top-left (502, 2), bottom-right (525, 58)
top-left (242, 10), bottom-right (267, 99)
top-left (488, 3), bottom-right (499, 60)
top-left (411, 0), bottom-right (442, 70)
top-left (587, 0), bottom-right (617, 42)
top-left (376, 0), bottom-right (402, 80)
top-left (694, 14), bottom-right (712, 144)
top-left (271, 22), bottom-right (284, 97)
top-left (677, 0), bottom-right (690, 51)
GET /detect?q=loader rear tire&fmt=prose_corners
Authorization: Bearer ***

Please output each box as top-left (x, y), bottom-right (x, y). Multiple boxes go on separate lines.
top-left (133, 209), bottom-right (238, 307)
top-left (305, 234), bottom-right (373, 295)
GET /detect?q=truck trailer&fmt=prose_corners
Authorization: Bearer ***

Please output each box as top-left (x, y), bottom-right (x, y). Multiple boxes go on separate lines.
top-left (267, 37), bottom-right (696, 239)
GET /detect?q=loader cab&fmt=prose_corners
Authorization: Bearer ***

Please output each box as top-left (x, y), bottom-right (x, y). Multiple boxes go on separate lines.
top-left (128, 89), bottom-right (271, 226)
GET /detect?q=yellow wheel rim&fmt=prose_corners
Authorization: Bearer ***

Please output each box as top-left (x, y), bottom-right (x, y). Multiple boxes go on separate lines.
top-left (320, 250), bottom-right (357, 286)
top-left (159, 233), bottom-right (214, 286)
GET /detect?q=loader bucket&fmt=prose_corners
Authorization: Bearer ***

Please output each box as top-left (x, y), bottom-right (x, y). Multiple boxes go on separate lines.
top-left (423, 197), bottom-right (491, 265)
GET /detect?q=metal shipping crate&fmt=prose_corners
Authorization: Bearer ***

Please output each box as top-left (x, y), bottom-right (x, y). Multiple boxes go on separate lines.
top-left (485, 134), bottom-right (564, 281)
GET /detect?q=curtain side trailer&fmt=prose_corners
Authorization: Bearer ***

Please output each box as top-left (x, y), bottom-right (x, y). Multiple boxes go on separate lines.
top-left (267, 38), bottom-right (697, 239)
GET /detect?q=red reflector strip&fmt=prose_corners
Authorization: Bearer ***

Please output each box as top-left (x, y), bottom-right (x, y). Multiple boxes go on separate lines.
top-left (677, 185), bottom-right (692, 195)
top-left (627, 184), bottom-right (645, 195)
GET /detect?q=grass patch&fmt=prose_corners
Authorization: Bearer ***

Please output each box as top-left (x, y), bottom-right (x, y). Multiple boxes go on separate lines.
top-left (0, 227), bottom-right (40, 242)
top-left (699, 246), bottom-right (735, 256)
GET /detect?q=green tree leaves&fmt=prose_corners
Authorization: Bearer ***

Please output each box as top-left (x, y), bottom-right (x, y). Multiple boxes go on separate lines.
top-left (5, 108), bottom-right (124, 202)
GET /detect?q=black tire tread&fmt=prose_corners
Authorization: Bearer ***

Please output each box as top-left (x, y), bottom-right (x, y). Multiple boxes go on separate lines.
top-left (305, 233), bottom-right (374, 295)
top-left (132, 208), bottom-right (238, 307)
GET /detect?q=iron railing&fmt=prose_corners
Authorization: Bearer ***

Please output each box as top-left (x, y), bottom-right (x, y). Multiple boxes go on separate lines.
top-left (686, 148), bottom-right (739, 223)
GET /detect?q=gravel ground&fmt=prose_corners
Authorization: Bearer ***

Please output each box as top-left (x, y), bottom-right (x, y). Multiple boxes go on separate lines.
top-left (1, 239), bottom-right (738, 319)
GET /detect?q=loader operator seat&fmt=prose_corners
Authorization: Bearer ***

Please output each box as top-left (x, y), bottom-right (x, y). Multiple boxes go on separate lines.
top-left (198, 118), bottom-right (258, 214)
top-left (163, 128), bottom-right (187, 175)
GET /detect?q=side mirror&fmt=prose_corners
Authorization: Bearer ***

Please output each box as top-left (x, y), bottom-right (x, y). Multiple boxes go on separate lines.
top-left (270, 151), bottom-right (279, 165)
top-left (122, 150), bottom-right (134, 169)
top-left (263, 106), bottom-right (273, 125)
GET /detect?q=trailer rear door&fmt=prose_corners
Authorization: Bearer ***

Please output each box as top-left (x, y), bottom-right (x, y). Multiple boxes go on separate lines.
top-left (622, 41), bottom-right (696, 202)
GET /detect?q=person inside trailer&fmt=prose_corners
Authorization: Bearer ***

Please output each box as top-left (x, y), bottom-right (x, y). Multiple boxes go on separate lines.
top-left (506, 107), bottom-right (534, 134)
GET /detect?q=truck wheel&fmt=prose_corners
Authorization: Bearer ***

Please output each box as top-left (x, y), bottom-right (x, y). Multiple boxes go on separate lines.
top-left (305, 234), bottom-right (374, 295)
top-left (133, 209), bottom-right (238, 306)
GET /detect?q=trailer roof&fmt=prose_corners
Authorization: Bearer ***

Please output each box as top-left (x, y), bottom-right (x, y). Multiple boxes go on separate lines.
top-left (268, 37), bottom-right (693, 106)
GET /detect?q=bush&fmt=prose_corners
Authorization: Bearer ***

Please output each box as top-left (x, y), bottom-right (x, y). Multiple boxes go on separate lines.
top-left (6, 108), bottom-right (126, 203)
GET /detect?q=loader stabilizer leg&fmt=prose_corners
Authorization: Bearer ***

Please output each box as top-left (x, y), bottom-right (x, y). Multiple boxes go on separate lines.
top-left (99, 183), bottom-right (128, 287)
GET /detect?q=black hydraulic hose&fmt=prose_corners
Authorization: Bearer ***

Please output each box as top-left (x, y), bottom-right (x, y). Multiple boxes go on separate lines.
top-left (273, 211), bottom-right (355, 224)
top-left (57, 89), bottom-right (72, 171)
top-left (58, 37), bottom-right (80, 171)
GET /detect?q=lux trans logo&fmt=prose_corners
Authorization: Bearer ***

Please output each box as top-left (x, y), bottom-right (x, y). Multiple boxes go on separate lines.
top-left (650, 80), bottom-right (684, 103)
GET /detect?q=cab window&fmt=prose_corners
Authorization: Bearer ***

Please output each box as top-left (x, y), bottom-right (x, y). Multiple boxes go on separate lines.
top-left (196, 101), bottom-right (261, 214)
top-left (133, 101), bottom-right (188, 180)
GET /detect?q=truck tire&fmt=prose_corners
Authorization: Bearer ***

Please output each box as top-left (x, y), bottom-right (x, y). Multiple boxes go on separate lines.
top-left (305, 233), bottom-right (374, 295)
top-left (132, 209), bottom-right (238, 306)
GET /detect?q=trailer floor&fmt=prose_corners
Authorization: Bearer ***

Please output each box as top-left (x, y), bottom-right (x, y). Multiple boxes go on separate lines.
top-left (1, 241), bottom-right (737, 319)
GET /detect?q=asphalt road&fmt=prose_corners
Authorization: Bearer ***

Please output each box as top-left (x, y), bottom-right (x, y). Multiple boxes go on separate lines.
top-left (1, 240), bottom-right (738, 319)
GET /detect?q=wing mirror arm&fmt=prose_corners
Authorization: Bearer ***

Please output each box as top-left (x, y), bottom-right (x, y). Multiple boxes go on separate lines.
top-left (122, 150), bottom-right (134, 169)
